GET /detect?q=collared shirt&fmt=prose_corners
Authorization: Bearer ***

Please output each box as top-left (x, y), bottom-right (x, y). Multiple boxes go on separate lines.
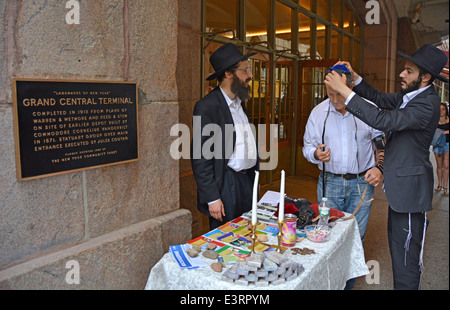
top-left (208, 88), bottom-right (257, 206)
top-left (303, 98), bottom-right (383, 174)
top-left (344, 78), bottom-right (433, 192)
top-left (219, 86), bottom-right (258, 172)
top-left (400, 84), bottom-right (431, 109)
top-left (346, 77), bottom-right (432, 109)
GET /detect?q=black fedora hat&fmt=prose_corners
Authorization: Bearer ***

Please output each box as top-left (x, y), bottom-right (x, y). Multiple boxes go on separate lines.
top-left (398, 44), bottom-right (448, 82)
top-left (206, 43), bottom-right (257, 81)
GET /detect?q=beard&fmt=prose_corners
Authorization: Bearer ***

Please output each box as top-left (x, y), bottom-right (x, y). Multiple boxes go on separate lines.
top-left (231, 73), bottom-right (252, 101)
top-left (400, 75), bottom-right (422, 95)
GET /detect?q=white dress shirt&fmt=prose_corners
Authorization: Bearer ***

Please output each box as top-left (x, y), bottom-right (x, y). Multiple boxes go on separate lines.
top-left (208, 87), bottom-right (257, 206)
top-left (220, 86), bottom-right (257, 172)
top-left (345, 77), bottom-right (431, 110)
top-left (343, 77), bottom-right (432, 192)
top-left (400, 84), bottom-right (431, 109)
top-left (303, 98), bottom-right (383, 174)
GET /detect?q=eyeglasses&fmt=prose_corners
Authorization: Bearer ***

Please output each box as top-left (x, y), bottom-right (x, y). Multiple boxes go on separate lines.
top-left (234, 68), bottom-right (252, 74)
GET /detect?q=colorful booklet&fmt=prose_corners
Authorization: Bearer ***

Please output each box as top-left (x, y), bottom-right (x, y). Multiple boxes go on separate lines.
top-left (169, 244), bottom-right (208, 269)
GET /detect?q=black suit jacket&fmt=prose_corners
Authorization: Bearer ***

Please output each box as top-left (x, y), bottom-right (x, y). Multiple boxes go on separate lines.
top-left (346, 80), bottom-right (440, 213)
top-left (191, 87), bottom-right (259, 216)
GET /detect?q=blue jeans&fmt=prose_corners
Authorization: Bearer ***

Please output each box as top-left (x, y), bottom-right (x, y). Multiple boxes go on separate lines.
top-left (317, 172), bottom-right (374, 242)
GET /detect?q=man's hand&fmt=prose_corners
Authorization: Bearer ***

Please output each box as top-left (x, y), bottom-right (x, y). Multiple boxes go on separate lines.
top-left (334, 60), bottom-right (361, 82)
top-left (324, 71), bottom-right (353, 99)
top-left (314, 144), bottom-right (331, 163)
top-left (209, 199), bottom-right (226, 221)
top-left (365, 167), bottom-right (383, 187)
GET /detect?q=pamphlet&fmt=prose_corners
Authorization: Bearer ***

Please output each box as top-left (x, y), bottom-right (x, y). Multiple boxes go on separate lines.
top-left (169, 244), bottom-right (208, 269)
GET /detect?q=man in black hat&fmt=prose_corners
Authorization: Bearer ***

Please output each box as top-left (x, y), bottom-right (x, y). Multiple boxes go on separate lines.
top-left (324, 44), bottom-right (448, 290)
top-left (191, 43), bottom-right (259, 230)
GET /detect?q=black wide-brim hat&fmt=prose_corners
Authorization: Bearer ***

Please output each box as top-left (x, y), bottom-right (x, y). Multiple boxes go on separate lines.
top-left (206, 43), bottom-right (257, 81)
top-left (398, 43), bottom-right (448, 82)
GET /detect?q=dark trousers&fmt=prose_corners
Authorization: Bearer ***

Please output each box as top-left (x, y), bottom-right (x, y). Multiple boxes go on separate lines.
top-left (388, 207), bottom-right (428, 290)
top-left (209, 167), bottom-right (255, 230)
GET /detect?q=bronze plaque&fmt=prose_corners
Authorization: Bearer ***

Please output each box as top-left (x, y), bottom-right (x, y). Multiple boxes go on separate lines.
top-left (12, 79), bottom-right (139, 181)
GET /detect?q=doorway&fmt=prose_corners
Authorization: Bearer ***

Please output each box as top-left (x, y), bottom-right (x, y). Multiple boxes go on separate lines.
top-left (248, 54), bottom-right (295, 186)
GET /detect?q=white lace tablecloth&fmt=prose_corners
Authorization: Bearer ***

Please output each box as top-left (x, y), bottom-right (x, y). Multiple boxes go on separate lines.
top-left (145, 215), bottom-right (369, 290)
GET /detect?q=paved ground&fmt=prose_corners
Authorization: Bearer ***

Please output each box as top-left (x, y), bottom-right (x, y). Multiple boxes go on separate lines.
top-left (262, 150), bottom-right (449, 290)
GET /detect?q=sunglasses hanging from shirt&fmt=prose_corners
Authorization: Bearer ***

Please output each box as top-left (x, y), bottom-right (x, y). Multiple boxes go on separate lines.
top-left (321, 101), bottom-right (380, 207)
top-left (321, 102), bottom-right (361, 196)
top-left (321, 65), bottom-right (353, 199)
top-left (321, 64), bottom-right (385, 202)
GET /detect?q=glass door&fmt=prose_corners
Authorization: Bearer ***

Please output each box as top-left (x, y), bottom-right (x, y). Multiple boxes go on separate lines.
top-left (272, 59), bottom-right (294, 182)
top-left (248, 55), bottom-right (295, 185)
top-left (248, 56), bottom-right (270, 185)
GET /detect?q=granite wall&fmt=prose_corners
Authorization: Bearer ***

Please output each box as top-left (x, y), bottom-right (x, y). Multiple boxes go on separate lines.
top-left (0, 0), bottom-right (192, 289)
top-left (352, 0), bottom-right (399, 93)
top-left (176, 0), bottom-right (210, 237)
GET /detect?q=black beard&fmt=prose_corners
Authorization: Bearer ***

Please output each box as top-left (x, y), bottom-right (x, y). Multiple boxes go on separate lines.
top-left (231, 73), bottom-right (251, 101)
top-left (400, 75), bottom-right (422, 95)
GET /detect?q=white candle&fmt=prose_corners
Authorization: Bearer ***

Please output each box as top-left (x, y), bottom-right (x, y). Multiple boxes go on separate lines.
top-left (279, 170), bottom-right (285, 222)
top-left (252, 171), bottom-right (259, 225)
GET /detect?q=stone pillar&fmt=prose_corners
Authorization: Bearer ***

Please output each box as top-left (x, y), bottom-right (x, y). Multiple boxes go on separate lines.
top-left (351, 0), bottom-right (398, 93)
top-left (176, 0), bottom-right (210, 236)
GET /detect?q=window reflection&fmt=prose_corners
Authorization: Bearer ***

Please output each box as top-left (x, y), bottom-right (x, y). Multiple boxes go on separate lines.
top-left (246, 0), bottom-right (269, 47)
top-left (354, 19), bottom-right (360, 37)
top-left (298, 0), bottom-right (310, 11)
top-left (275, 2), bottom-right (292, 51)
top-left (331, 29), bottom-right (340, 60)
top-left (206, 0), bottom-right (237, 38)
top-left (275, 61), bottom-right (292, 141)
top-left (344, 4), bottom-right (352, 33)
top-left (302, 67), bottom-right (328, 112)
top-left (316, 0), bottom-right (329, 20)
top-left (203, 0), bottom-right (363, 182)
top-left (331, 0), bottom-right (342, 27)
top-left (248, 59), bottom-right (268, 129)
top-left (343, 35), bottom-right (351, 62)
top-left (299, 12), bottom-right (311, 59)
top-left (316, 22), bottom-right (326, 60)
top-left (353, 40), bottom-right (361, 72)
top-left (204, 42), bottom-right (223, 94)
